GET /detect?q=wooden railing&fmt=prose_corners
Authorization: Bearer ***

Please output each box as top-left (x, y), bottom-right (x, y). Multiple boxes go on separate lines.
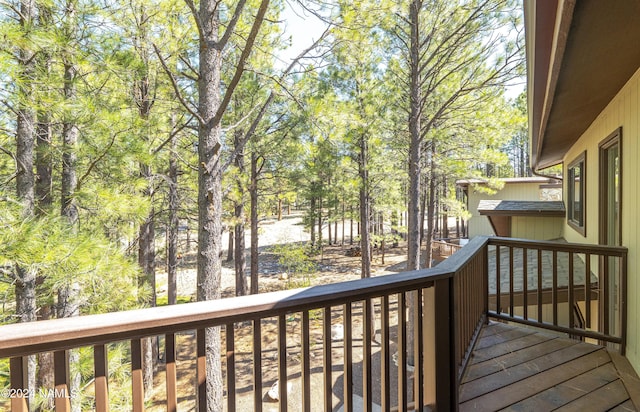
top-left (432, 240), bottom-right (464, 259)
top-left (486, 237), bottom-right (627, 353)
top-left (0, 237), bottom-right (489, 412)
top-left (0, 236), bottom-right (627, 411)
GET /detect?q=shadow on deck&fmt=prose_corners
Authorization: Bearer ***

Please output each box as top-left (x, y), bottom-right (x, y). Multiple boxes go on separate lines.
top-left (460, 322), bottom-right (640, 411)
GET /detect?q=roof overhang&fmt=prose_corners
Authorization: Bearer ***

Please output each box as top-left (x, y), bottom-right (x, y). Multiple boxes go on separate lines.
top-left (478, 200), bottom-right (565, 237)
top-left (525, 0), bottom-right (640, 170)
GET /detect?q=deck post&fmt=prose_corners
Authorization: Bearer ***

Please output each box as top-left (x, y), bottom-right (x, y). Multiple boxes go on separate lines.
top-left (53, 350), bottom-right (71, 412)
top-left (434, 277), bottom-right (457, 411)
top-left (9, 357), bottom-right (29, 412)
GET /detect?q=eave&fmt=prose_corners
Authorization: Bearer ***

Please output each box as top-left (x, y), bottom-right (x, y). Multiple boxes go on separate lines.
top-left (525, 0), bottom-right (640, 170)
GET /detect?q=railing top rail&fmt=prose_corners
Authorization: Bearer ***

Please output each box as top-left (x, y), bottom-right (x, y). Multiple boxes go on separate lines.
top-left (438, 236), bottom-right (488, 273)
top-left (488, 236), bottom-right (628, 257)
top-left (0, 263), bottom-right (456, 358)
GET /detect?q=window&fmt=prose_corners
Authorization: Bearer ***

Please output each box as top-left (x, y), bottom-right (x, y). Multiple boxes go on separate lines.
top-left (567, 152), bottom-right (586, 235)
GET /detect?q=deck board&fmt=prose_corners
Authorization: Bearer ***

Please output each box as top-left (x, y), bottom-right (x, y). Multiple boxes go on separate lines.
top-left (472, 327), bottom-right (535, 350)
top-left (500, 363), bottom-right (620, 411)
top-left (465, 337), bottom-right (568, 381)
top-left (610, 400), bottom-right (637, 411)
top-left (459, 322), bottom-right (638, 411)
top-left (460, 342), bottom-right (600, 403)
top-left (469, 331), bottom-right (555, 364)
top-left (554, 380), bottom-right (629, 411)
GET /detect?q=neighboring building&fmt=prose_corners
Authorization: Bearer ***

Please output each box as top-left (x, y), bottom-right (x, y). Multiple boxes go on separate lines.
top-left (525, 0), bottom-right (640, 374)
top-left (457, 177), bottom-right (563, 239)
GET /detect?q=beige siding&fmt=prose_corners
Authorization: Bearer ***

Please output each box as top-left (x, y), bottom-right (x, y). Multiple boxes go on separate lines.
top-left (562, 66), bottom-right (640, 373)
top-left (512, 216), bottom-right (563, 240)
top-left (467, 181), bottom-right (549, 238)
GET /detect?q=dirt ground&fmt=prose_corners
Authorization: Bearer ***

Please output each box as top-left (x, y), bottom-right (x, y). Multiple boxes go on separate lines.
top-left (148, 215), bottom-right (431, 411)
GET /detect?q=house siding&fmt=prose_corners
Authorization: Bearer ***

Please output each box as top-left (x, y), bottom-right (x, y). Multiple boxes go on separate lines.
top-left (562, 66), bottom-right (640, 374)
top-left (512, 216), bottom-right (563, 240)
top-left (467, 181), bottom-right (559, 239)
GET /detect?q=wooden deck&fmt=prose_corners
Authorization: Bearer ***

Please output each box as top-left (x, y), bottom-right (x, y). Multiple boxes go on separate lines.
top-left (459, 322), bottom-right (640, 411)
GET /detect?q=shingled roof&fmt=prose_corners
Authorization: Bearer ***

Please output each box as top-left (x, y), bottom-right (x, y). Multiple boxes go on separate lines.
top-left (477, 200), bottom-right (565, 217)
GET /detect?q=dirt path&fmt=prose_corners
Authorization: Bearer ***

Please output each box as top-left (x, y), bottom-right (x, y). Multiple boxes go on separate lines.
top-left (149, 215), bottom-right (414, 411)
top-left (156, 214), bottom-right (410, 300)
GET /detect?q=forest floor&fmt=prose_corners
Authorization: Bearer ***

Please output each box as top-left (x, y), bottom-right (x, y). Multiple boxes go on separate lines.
top-left (149, 214), bottom-right (436, 411)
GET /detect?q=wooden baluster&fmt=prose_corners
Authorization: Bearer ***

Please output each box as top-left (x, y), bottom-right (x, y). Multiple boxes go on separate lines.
top-left (496, 246), bottom-right (501, 314)
top-left (165, 335), bottom-right (177, 412)
top-left (344, 303), bottom-right (353, 412)
top-left (94, 344), bottom-right (110, 412)
top-left (197, 329), bottom-right (207, 412)
top-left (397, 292), bottom-right (407, 412)
top-left (585, 253), bottom-right (591, 328)
top-left (434, 278), bottom-right (454, 410)
top-left (413, 289), bottom-right (424, 410)
top-left (323, 307), bottom-right (332, 412)
top-left (226, 323), bottom-right (236, 412)
top-left (537, 249), bottom-right (543, 323)
top-left (509, 247), bottom-right (514, 316)
top-left (523, 248), bottom-right (528, 320)
top-left (568, 253), bottom-right (575, 330)
top-left (301, 311), bottom-right (311, 412)
top-left (381, 296), bottom-right (390, 411)
top-left (603, 255), bottom-right (610, 336)
top-left (253, 320), bottom-right (263, 412)
top-left (10, 357), bottom-right (29, 412)
top-left (621, 253), bottom-right (628, 355)
top-left (131, 339), bottom-right (144, 412)
top-left (363, 299), bottom-right (373, 412)
top-left (278, 314), bottom-right (288, 412)
top-left (552, 251), bottom-right (558, 326)
top-left (54, 350), bottom-right (71, 412)
top-left (483, 244), bottom-right (489, 321)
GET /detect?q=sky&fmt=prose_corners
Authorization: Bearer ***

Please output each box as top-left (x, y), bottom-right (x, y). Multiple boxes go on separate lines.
top-left (276, 2), bottom-right (525, 100)
top-left (277, 1), bottom-right (329, 67)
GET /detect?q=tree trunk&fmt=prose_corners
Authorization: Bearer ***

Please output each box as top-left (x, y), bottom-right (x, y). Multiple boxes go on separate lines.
top-left (197, 1), bottom-right (224, 400)
top-left (405, 0), bottom-right (424, 369)
top-left (406, 0), bottom-right (423, 273)
top-left (425, 147), bottom-right (437, 269)
top-left (341, 198), bottom-right (345, 247)
top-left (234, 131), bottom-right (248, 296)
top-left (277, 198), bottom-right (282, 221)
top-left (310, 195), bottom-right (316, 246)
top-left (61, 61), bottom-right (79, 225)
top-left (358, 132), bottom-right (371, 279)
top-left (250, 151), bottom-right (259, 295)
top-left (167, 115), bottom-right (179, 306)
top-left (328, 207), bottom-right (332, 245)
top-left (227, 229), bottom-right (234, 262)
top-left (35, 26), bottom-right (52, 216)
top-left (350, 206), bottom-right (354, 245)
top-left (58, 4), bottom-right (81, 412)
top-left (318, 195), bottom-right (323, 250)
top-left (15, 0), bottom-right (37, 394)
top-left (442, 175), bottom-right (449, 238)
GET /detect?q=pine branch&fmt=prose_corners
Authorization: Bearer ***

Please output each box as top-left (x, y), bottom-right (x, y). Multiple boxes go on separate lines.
top-left (210, 0), bottom-right (271, 129)
top-left (213, 0), bottom-right (247, 50)
top-left (152, 114), bottom-right (194, 155)
top-left (153, 44), bottom-right (205, 125)
top-left (77, 131), bottom-right (118, 190)
top-left (182, 0), bottom-right (205, 45)
top-left (221, 28), bottom-right (329, 174)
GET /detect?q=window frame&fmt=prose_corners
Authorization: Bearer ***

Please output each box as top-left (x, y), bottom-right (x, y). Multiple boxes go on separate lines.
top-left (567, 151), bottom-right (586, 236)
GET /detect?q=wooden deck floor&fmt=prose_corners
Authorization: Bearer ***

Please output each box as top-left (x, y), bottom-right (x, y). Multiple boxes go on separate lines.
top-left (459, 322), bottom-right (640, 411)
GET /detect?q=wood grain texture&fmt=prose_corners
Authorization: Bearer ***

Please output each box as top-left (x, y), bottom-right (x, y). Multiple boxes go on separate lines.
top-left (459, 323), bottom-right (635, 411)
